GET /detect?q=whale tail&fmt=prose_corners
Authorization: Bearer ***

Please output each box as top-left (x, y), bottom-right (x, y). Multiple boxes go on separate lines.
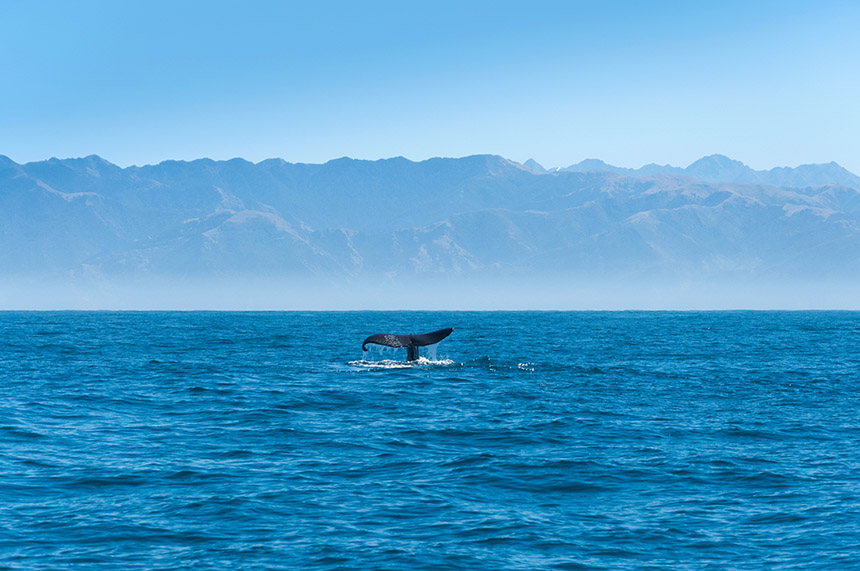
top-left (362, 328), bottom-right (453, 361)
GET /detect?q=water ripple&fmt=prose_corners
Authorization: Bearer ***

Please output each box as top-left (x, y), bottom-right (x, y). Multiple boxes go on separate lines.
top-left (1, 311), bottom-right (860, 569)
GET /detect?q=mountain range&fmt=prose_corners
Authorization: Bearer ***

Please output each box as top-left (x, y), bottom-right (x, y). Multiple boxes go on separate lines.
top-left (2, 153), bottom-right (860, 286)
top-left (525, 154), bottom-right (860, 189)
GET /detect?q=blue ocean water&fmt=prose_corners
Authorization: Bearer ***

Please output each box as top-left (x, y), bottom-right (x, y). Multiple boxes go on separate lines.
top-left (2, 311), bottom-right (860, 570)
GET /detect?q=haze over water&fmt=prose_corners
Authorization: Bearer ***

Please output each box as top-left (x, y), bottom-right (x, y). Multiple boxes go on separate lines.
top-left (3, 310), bottom-right (859, 569)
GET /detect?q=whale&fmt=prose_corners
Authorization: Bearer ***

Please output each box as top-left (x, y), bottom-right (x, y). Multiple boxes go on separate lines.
top-left (362, 328), bottom-right (453, 361)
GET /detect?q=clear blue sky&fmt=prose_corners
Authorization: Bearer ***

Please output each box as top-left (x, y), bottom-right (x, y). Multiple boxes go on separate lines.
top-left (2, 0), bottom-right (859, 172)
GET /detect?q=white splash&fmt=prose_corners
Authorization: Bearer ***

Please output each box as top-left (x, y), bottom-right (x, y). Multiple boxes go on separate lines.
top-left (348, 357), bottom-right (455, 370)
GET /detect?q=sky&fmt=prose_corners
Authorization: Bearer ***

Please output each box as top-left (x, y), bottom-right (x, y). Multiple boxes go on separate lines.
top-left (2, 0), bottom-right (859, 173)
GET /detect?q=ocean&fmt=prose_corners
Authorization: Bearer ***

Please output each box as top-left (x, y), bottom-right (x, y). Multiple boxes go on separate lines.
top-left (1, 311), bottom-right (859, 570)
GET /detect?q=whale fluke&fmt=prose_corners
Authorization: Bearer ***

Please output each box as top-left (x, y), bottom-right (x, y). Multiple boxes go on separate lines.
top-left (362, 328), bottom-right (453, 360)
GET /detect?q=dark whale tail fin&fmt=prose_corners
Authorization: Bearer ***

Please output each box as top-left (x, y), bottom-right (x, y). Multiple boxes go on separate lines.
top-left (409, 328), bottom-right (454, 347)
top-left (362, 328), bottom-right (453, 360)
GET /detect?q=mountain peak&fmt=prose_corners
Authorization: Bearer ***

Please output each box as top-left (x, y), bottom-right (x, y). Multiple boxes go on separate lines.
top-left (684, 154), bottom-right (754, 183)
top-left (82, 154), bottom-right (121, 169)
top-left (568, 158), bottom-right (614, 171)
top-left (257, 158), bottom-right (289, 167)
top-left (324, 156), bottom-right (359, 166)
top-left (687, 154), bottom-right (746, 170)
top-left (523, 158), bottom-right (547, 173)
top-left (562, 158), bottom-right (631, 176)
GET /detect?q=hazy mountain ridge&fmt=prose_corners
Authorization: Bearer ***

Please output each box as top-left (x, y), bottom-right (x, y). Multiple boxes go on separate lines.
top-left (2, 153), bottom-right (860, 280)
top-left (547, 154), bottom-right (860, 189)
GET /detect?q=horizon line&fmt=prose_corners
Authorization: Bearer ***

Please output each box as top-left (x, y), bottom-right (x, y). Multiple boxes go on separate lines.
top-left (1, 152), bottom-right (855, 176)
